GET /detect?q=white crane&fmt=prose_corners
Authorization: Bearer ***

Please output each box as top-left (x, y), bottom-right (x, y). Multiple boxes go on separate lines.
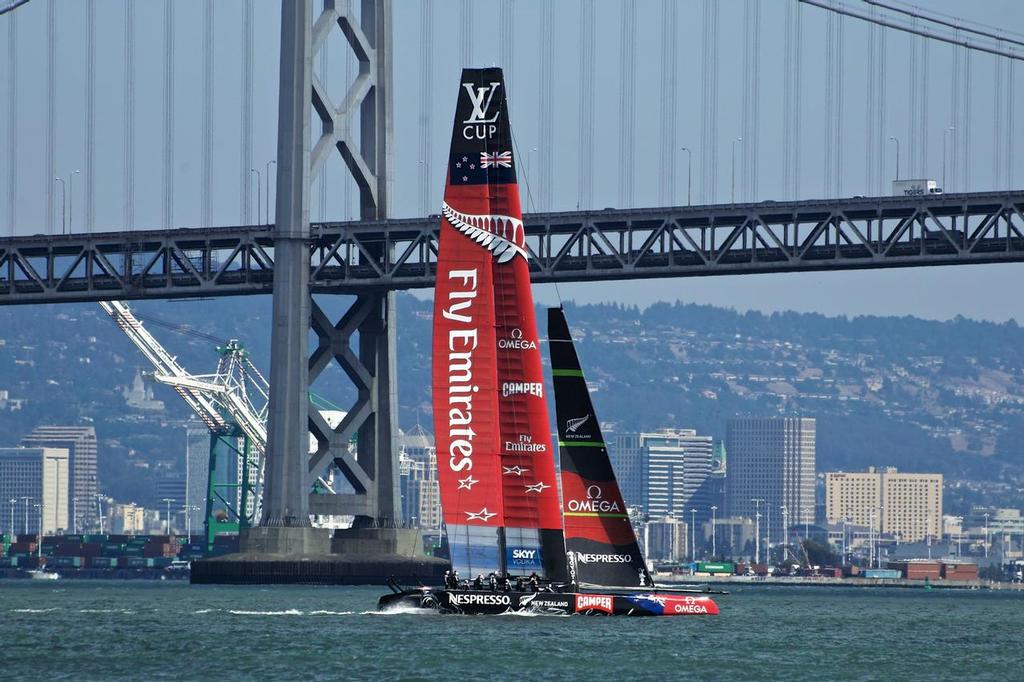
top-left (100, 300), bottom-right (269, 526)
top-left (99, 301), bottom-right (343, 534)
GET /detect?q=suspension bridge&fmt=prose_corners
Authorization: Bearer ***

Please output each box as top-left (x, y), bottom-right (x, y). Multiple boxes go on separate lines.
top-left (1, 0), bottom-right (1022, 581)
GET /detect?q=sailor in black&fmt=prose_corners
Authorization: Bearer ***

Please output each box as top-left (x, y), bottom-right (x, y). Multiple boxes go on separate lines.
top-left (529, 572), bottom-right (540, 591)
top-left (473, 574), bottom-right (484, 590)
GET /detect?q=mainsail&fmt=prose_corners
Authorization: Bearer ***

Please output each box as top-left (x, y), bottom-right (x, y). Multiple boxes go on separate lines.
top-left (433, 68), bottom-right (563, 579)
top-left (548, 308), bottom-right (654, 588)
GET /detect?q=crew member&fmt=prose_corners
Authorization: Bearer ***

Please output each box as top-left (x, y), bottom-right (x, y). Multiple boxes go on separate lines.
top-left (488, 572), bottom-right (498, 591)
top-left (529, 572), bottom-right (540, 592)
top-left (473, 574), bottom-right (484, 590)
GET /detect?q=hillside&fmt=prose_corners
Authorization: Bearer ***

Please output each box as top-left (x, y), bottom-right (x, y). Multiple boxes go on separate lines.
top-left (1, 294), bottom-right (1022, 507)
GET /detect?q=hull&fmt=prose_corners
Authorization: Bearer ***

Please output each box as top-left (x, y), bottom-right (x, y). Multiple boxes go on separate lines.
top-left (378, 588), bottom-right (718, 617)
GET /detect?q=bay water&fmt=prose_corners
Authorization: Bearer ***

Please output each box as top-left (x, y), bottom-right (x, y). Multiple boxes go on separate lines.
top-left (1, 581), bottom-right (1020, 680)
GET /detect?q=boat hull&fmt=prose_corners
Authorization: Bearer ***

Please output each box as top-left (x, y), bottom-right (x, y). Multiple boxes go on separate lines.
top-left (378, 588), bottom-right (718, 616)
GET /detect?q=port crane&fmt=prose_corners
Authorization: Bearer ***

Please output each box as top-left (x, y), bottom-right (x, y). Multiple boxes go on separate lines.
top-left (100, 300), bottom-right (268, 548)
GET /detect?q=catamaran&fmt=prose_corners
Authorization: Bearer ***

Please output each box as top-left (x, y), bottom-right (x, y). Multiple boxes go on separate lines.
top-left (378, 68), bottom-right (719, 616)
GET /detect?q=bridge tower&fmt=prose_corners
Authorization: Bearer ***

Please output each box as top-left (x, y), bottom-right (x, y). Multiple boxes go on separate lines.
top-left (194, 0), bottom-right (444, 583)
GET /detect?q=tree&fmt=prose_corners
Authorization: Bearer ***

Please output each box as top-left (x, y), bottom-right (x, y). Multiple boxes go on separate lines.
top-left (801, 539), bottom-right (839, 567)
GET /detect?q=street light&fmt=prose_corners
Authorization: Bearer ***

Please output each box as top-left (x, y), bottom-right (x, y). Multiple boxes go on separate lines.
top-left (45, 455), bottom-right (63, 534)
top-left (731, 137), bottom-right (743, 204)
top-left (680, 146), bottom-right (692, 206)
top-left (54, 177), bottom-right (67, 234)
top-left (265, 160), bottom-right (277, 224)
top-left (942, 126), bottom-right (954, 190)
top-left (8, 498), bottom-right (15, 536)
top-left (888, 136), bottom-right (900, 181)
top-left (751, 498), bottom-right (763, 564)
top-left (781, 505), bottom-right (789, 554)
top-left (21, 497), bottom-right (31, 535)
top-left (68, 169), bottom-right (81, 233)
top-left (251, 168), bottom-right (262, 224)
top-left (690, 508), bottom-right (697, 561)
top-left (162, 498), bottom-right (175, 535)
top-left (710, 505), bottom-right (718, 558)
top-left (96, 494), bottom-right (105, 534)
top-left (984, 512), bottom-right (990, 558)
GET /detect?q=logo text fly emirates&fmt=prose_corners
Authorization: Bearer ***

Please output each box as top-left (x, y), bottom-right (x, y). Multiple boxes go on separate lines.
top-left (575, 594), bottom-right (613, 614)
top-left (443, 269), bottom-right (481, 474)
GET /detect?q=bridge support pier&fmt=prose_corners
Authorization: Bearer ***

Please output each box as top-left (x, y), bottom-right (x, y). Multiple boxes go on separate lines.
top-left (193, 0), bottom-right (445, 583)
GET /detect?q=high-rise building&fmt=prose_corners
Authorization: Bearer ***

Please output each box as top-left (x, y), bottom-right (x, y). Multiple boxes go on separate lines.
top-left (21, 426), bottom-right (98, 532)
top-left (726, 417), bottom-right (816, 540)
top-left (825, 467), bottom-right (942, 542)
top-left (608, 433), bottom-right (645, 509)
top-left (0, 447), bottom-right (69, 534)
top-left (398, 428), bottom-right (440, 528)
top-left (644, 429), bottom-right (714, 521)
top-left (608, 430), bottom-right (714, 519)
top-left (184, 421), bottom-right (210, 535)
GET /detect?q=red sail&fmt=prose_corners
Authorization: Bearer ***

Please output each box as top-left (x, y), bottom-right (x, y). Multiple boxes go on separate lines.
top-left (432, 68), bottom-right (562, 578)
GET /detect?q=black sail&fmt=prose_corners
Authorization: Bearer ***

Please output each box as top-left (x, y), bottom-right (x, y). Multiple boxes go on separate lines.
top-left (548, 308), bottom-right (654, 589)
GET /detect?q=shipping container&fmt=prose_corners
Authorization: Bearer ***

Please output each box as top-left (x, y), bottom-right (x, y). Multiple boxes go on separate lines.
top-left (863, 569), bottom-right (901, 580)
top-left (695, 562), bottom-right (735, 574)
top-left (88, 556), bottom-right (118, 569)
top-left (54, 556), bottom-right (83, 568)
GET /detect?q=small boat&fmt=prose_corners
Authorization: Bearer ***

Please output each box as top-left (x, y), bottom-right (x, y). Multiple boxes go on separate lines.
top-left (28, 569), bottom-right (60, 581)
top-left (379, 68), bottom-right (720, 617)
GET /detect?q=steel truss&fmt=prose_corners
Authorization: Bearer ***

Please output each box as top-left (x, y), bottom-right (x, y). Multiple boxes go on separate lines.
top-left (2, 192), bottom-right (1024, 305)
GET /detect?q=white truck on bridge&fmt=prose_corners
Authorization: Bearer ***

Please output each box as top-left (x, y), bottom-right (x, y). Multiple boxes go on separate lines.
top-left (893, 179), bottom-right (942, 197)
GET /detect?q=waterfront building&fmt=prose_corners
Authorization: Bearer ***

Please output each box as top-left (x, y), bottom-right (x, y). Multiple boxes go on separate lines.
top-left (726, 417), bottom-right (816, 540)
top-left (109, 502), bottom-right (146, 534)
top-left (21, 426), bottom-right (98, 532)
top-left (0, 447), bottom-right (69, 534)
top-left (825, 467), bottom-right (942, 543)
top-left (645, 516), bottom-right (689, 562)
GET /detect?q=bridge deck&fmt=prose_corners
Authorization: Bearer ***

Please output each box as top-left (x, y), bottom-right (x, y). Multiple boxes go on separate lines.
top-left (1, 191), bottom-right (1022, 304)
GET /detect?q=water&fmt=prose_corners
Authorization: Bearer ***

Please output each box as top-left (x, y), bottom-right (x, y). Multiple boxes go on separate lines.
top-left (1, 581), bottom-right (1020, 680)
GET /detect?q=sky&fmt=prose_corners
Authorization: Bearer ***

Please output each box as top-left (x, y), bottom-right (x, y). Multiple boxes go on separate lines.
top-left (2, 0), bottom-right (1024, 322)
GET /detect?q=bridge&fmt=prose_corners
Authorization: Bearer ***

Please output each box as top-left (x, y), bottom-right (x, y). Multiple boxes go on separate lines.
top-left (2, 190), bottom-right (1022, 304)
top-left (3, 0), bottom-right (1024, 579)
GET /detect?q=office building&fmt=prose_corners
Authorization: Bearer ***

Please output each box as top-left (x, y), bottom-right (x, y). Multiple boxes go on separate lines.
top-left (21, 426), bottom-right (98, 532)
top-left (644, 429), bottom-right (714, 521)
top-left (726, 417), bottom-right (816, 540)
top-left (825, 467), bottom-right (942, 542)
top-left (398, 428), bottom-right (440, 528)
top-left (0, 447), bottom-right (69, 535)
top-left (608, 433), bottom-right (645, 510)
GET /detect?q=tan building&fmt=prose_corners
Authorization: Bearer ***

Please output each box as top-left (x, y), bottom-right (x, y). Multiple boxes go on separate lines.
top-left (110, 503), bottom-right (147, 534)
top-left (826, 467), bottom-right (942, 542)
top-left (0, 447), bottom-right (69, 535)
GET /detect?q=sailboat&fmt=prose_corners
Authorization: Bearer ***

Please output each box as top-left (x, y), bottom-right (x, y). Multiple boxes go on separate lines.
top-left (378, 68), bottom-right (719, 616)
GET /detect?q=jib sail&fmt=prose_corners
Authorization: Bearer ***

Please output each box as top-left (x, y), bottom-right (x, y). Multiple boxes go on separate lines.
top-left (433, 68), bottom-right (563, 579)
top-left (548, 307), bottom-right (654, 589)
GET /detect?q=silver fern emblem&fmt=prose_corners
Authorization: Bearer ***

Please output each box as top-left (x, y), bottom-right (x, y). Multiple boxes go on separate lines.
top-left (441, 201), bottom-right (528, 263)
top-left (566, 415), bottom-right (590, 433)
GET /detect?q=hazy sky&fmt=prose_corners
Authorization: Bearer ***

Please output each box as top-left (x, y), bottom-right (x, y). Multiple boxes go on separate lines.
top-left (2, 0), bottom-right (1023, 322)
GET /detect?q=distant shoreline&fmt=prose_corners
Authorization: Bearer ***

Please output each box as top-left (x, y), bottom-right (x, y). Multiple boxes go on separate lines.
top-left (659, 574), bottom-right (1023, 591)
